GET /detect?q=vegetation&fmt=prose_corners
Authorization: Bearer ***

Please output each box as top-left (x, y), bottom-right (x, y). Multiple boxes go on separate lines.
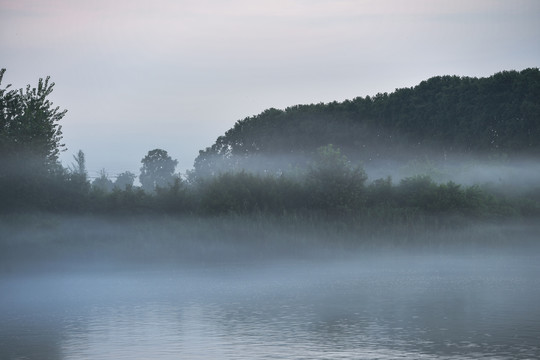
top-left (1, 68), bottom-right (539, 231)
top-left (0, 68), bottom-right (74, 211)
top-left (139, 149), bottom-right (179, 193)
top-left (193, 68), bottom-right (540, 178)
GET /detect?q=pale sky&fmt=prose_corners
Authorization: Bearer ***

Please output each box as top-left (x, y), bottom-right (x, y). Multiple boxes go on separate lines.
top-left (1, 0), bottom-right (539, 179)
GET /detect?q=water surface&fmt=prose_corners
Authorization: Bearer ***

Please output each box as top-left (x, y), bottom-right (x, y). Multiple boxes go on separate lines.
top-left (1, 254), bottom-right (539, 359)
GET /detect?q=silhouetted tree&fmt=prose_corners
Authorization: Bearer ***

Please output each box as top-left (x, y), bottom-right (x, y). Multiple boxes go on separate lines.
top-left (193, 68), bottom-right (540, 177)
top-left (114, 171), bottom-right (136, 190)
top-left (70, 150), bottom-right (87, 178)
top-left (92, 169), bottom-right (114, 193)
top-left (0, 68), bottom-right (66, 175)
top-left (0, 69), bottom-right (68, 211)
top-left (139, 149), bottom-right (178, 192)
top-left (67, 149), bottom-right (90, 200)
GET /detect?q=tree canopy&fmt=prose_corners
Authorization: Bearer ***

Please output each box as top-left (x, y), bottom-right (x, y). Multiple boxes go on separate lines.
top-left (139, 149), bottom-right (178, 192)
top-left (193, 68), bottom-right (540, 178)
top-left (0, 68), bottom-right (66, 175)
top-left (1, 69), bottom-right (71, 211)
top-left (1, 68), bottom-right (538, 220)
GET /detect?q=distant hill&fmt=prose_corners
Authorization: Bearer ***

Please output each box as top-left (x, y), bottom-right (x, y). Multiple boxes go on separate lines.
top-left (193, 68), bottom-right (540, 177)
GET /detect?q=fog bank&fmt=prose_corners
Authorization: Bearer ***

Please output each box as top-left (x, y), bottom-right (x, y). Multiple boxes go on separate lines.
top-left (1, 214), bottom-right (539, 274)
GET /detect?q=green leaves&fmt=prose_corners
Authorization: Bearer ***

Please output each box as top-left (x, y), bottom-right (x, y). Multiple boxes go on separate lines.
top-left (115, 171), bottom-right (136, 191)
top-left (306, 145), bottom-right (368, 213)
top-left (139, 149), bottom-right (179, 193)
top-left (0, 69), bottom-right (69, 211)
top-left (1, 69), bottom-right (66, 173)
top-left (194, 68), bottom-right (540, 179)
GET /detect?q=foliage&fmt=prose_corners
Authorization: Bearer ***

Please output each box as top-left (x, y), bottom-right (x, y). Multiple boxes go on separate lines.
top-left (1, 68), bottom-right (539, 226)
top-left (92, 169), bottom-right (114, 193)
top-left (0, 68), bottom-right (66, 173)
top-left (0, 69), bottom-right (69, 212)
top-left (193, 68), bottom-right (540, 178)
top-left (114, 171), bottom-right (136, 190)
top-left (366, 176), bottom-right (395, 207)
top-left (67, 150), bottom-right (90, 201)
top-left (70, 150), bottom-right (87, 178)
top-left (155, 177), bottom-right (190, 213)
top-left (196, 171), bottom-right (300, 215)
top-left (139, 149), bottom-right (178, 192)
top-left (305, 144), bottom-right (367, 213)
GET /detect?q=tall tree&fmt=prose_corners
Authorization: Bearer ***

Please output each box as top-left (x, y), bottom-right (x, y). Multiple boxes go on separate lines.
top-left (0, 68), bottom-right (67, 175)
top-left (70, 150), bottom-right (87, 178)
top-left (114, 171), bottom-right (136, 190)
top-left (92, 169), bottom-right (114, 193)
top-left (139, 149), bottom-right (178, 192)
top-left (0, 69), bottom-right (68, 211)
top-left (66, 149), bottom-right (90, 196)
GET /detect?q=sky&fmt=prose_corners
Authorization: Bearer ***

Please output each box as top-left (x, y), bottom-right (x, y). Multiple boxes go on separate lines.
top-left (1, 0), bottom-right (539, 179)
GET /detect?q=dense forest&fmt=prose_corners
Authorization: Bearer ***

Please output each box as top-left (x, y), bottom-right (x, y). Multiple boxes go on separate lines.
top-left (1, 68), bottom-right (539, 225)
top-left (194, 68), bottom-right (540, 177)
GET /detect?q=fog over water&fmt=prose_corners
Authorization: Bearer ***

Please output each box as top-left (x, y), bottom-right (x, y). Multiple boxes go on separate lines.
top-left (2, 1), bottom-right (539, 357)
top-left (2, 146), bottom-right (540, 360)
top-left (1, 214), bottom-right (540, 359)
top-left (192, 151), bottom-right (540, 190)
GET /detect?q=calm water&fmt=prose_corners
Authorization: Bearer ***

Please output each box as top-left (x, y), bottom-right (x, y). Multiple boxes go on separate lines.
top-left (1, 254), bottom-right (539, 360)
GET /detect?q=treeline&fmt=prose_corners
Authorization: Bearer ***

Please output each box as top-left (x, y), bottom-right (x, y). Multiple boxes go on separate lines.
top-left (3, 144), bottom-right (538, 224)
top-left (2, 68), bottom-right (539, 223)
top-left (194, 68), bottom-right (540, 177)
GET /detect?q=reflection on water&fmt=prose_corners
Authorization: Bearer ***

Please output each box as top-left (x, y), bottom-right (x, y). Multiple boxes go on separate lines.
top-left (1, 254), bottom-right (540, 359)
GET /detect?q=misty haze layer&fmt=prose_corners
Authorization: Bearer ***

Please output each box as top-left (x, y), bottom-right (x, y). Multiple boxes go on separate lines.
top-left (1, 242), bottom-right (539, 359)
top-left (2, 62), bottom-right (540, 360)
top-left (1, 214), bottom-right (539, 272)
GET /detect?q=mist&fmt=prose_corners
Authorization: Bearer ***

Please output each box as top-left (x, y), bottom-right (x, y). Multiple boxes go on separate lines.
top-left (3, 130), bottom-right (540, 359)
top-left (190, 148), bottom-right (540, 197)
top-left (363, 153), bottom-right (537, 181)
top-left (2, 68), bottom-right (540, 359)
top-left (2, 213), bottom-right (539, 273)
top-left (1, 213), bottom-right (540, 359)
top-left (2, 0), bottom-right (539, 354)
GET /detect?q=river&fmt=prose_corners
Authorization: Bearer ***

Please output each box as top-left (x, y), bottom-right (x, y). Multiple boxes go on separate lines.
top-left (1, 253), bottom-right (539, 359)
